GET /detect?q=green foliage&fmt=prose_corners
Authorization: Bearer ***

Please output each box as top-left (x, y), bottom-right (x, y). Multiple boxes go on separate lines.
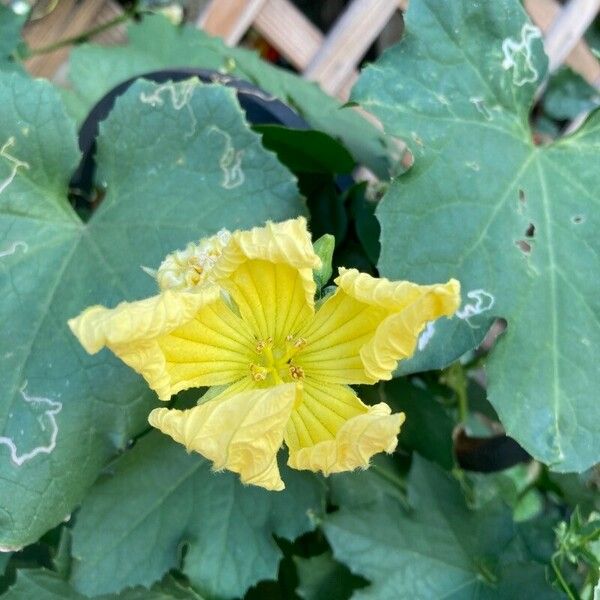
top-left (358, 379), bottom-right (455, 469)
top-left (67, 15), bottom-right (392, 177)
top-left (324, 457), bottom-right (561, 599)
top-left (70, 433), bottom-right (324, 599)
top-left (2, 570), bottom-right (204, 599)
top-left (0, 0), bottom-right (597, 598)
top-left (543, 67), bottom-right (600, 121)
top-left (294, 552), bottom-right (366, 600)
top-left (253, 126), bottom-right (355, 174)
top-left (0, 73), bottom-right (303, 549)
top-left (353, 0), bottom-right (600, 471)
top-left (551, 507), bottom-right (600, 599)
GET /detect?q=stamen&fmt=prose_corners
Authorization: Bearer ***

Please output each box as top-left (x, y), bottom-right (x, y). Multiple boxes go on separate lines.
top-left (255, 337), bottom-right (273, 354)
top-left (289, 365), bottom-right (305, 380)
top-left (294, 337), bottom-right (307, 349)
top-left (250, 364), bottom-right (268, 381)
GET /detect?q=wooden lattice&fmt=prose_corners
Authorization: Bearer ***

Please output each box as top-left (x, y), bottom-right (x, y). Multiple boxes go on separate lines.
top-left (16, 0), bottom-right (600, 103)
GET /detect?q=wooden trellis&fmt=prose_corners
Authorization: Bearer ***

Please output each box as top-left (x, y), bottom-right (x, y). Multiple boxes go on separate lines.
top-left (16, 0), bottom-right (600, 101)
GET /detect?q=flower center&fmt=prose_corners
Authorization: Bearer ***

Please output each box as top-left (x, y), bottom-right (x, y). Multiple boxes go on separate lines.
top-left (250, 335), bottom-right (306, 385)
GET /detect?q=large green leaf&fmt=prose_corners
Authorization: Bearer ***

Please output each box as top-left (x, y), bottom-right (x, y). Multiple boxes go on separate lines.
top-left (353, 0), bottom-right (600, 471)
top-left (2, 570), bottom-right (204, 599)
top-left (67, 14), bottom-right (391, 176)
top-left (70, 432), bottom-right (324, 599)
top-left (323, 457), bottom-right (560, 599)
top-left (0, 73), bottom-right (303, 549)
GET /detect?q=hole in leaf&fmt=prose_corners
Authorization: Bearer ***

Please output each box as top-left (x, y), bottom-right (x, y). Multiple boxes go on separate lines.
top-left (571, 215), bottom-right (585, 224)
top-left (478, 318), bottom-right (507, 353)
top-left (401, 149), bottom-right (414, 170)
top-left (515, 240), bottom-right (531, 254)
top-left (525, 223), bottom-right (535, 238)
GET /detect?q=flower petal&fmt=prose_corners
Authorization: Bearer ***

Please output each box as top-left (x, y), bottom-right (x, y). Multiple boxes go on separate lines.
top-left (149, 383), bottom-right (297, 491)
top-left (297, 268), bottom-right (460, 384)
top-left (68, 286), bottom-right (256, 400)
top-left (212, 218), bottom-right (320, 341)
top-left (285, 381), bottom-right (404, 475)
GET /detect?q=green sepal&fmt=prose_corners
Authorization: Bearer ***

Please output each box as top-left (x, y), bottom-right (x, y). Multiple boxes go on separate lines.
top-left (312, 234), bottom-right (335, 292)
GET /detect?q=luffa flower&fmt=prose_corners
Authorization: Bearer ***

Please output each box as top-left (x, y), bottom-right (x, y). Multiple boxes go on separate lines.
top-left (69, 218), bottom-right (460, 491)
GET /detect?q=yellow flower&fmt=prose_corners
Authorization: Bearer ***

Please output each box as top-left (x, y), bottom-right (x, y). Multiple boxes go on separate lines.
top-left (69, 218), bottom-right (460, 491)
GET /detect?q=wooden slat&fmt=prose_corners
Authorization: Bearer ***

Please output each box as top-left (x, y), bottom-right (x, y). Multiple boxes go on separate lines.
top-left (304, 0), bottom-right (400, 95)
top-left (199, 0), bottom-right (267, 45)
top-left (544, 0), bottom-right (600, 74)
top-left (22, 0), bottom-right (125, 79)
top-left (92, 1), bottom-right (127, 46)
top-left (253, 0), bottom-right (323, 70)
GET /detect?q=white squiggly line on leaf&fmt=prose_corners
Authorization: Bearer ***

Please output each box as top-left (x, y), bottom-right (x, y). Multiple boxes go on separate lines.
top-left (0, 382), bottom-right (62, 467)
top-left (208, 126), bottom-right (245, 189)
top-left (0, 137), bottom-right (30, 195)
top-left (0, 241), bottom-right (28, 259)
top-left (501, 24), bottom-right (542, 86)
top-left (139, 80), bottom-right (198, 136)
top-left (456, 289), bottom-right (495, 328)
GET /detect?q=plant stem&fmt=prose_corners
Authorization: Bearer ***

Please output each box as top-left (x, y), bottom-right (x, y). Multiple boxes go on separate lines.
top-left (551, 554), bottom-right (577, 600)
top-left (443, 363), bottom-right (469, 422)
top-left (21, 11), bottom-right (135, 59)
top-left (370, 463), bottom-right (411, 511)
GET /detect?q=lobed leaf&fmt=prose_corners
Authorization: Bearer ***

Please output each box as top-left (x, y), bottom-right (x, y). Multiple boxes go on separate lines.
top-left (0, 73), bottom-right (303, 548)
top-left (70, 433), bottom-right (324, 599)
top-left (323, 456), bottom-right (561, 599)
top-left (2, 570), bottom-right (204, 599)
top-left (353, 0), bottom-right (600, 471)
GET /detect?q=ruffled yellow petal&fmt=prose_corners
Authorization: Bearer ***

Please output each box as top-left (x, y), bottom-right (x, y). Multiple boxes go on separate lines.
top-left (68, 287), bottom-right (220, 354)
top-left (155, 228), bottom-right (231, 290)
top-left (297, 268), bottom-right (460, 384)
top-left (212, 218), bottom-right (320, 341)
top-left (68, 286), bottom-right (256, 400)
top-left (149, 383), bottom-right (297, 491)
top-left (285, 381), bottom-right (404, 475)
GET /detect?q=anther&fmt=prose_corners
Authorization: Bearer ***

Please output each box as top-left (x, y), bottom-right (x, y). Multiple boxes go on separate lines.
top-left (250, 364), bottom-right (268, 381)
top-left (289, 365), bottom-right (305, 380)
top-left (293, 337), bottom-right (306, 349)
top-left (255, 337), bottom-right (272, 353)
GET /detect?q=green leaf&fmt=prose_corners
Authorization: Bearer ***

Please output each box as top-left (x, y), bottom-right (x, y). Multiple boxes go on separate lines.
top-left (543, 67), bottom-right (600, 121)
top-left (330, 454), bottom-right (409, 510)
top-left (353, 0), bottom-right (600, 471)
top-left (348, 183), bottom-right (380, 265)
top-left (302, 177), bottom-right (348, 246)
top-left (0, 6), bottom-right (24, 71)
top-left (294, 552), bottom-right (366, 600)
top-left (0, 73), bottom-right (303, 549)
top-left (67, 14), bottom-right (391, 176)
top-left (253, 126), bottom-right (355, 174)
top-left (69, 432), bottom-right (324, 599)
top-left (363, 379), bottom-right (455, 469)
top-left (2, 570), bottom-right (204, 599)
top-left (324, 456), bottom-right (559, 599)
